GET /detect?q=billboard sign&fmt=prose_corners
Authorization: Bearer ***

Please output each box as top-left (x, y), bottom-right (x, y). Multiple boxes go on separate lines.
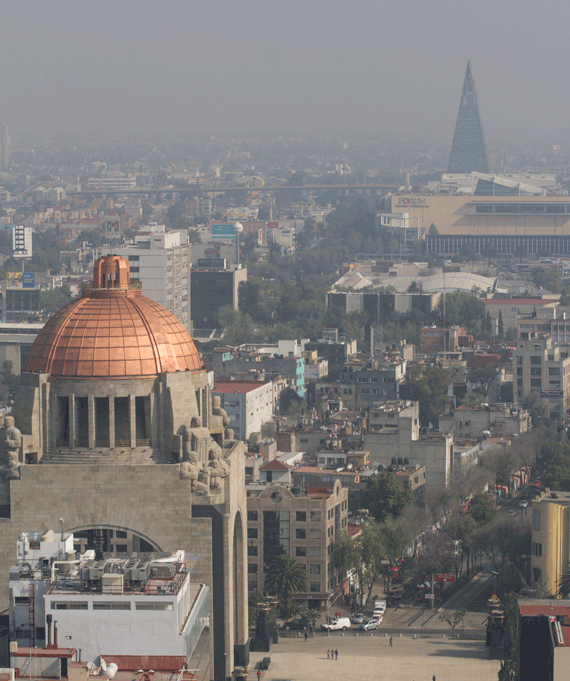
top-left (6, 272), bottom-right (22, 288)
top-left (434, 573), bottom-right (456, 583)
top-left (225, 208), bottom-right (258, 221)
top-left (22, 272), bottom-right (35, 288)
top-left (197, 258), bottom-right (226, 269)
top-left (13, 226), bottom-right (32, 258)
top-left (211, 223), bottom-right (236, 239)
top-left (267, 221), bottom-right (279, 229)
top-left (103, 217), bottom-right (121, 238)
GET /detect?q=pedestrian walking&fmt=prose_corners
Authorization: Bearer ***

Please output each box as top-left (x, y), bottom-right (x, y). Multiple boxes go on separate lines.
top-left (389, 636), bottom-right (393, 647)
top-left (433, 676), bottom-right (436, 681)
top-left (304, 631), bottom-right (308, 642)
top-left (257, 670), bottom-right (261, 680)
top-left (335, 648), bottom-right (338, 660)
top-left (327, 649), bottom-right (330, 660)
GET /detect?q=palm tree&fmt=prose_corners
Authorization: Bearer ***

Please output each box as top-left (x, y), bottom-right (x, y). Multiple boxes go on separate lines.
top-left (557, 568), bottom-right (570, 597)
top-left (264, 554), bottom-right (307, 600)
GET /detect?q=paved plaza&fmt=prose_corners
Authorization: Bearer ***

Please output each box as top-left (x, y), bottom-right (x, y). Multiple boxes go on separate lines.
top-left (249, 635), bottom-right (501, 681)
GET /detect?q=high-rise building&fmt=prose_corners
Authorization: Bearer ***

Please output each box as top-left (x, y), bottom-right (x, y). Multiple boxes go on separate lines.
top-left (0, 123), bottom-right (9, 171)
top-left (102, 231), bottom-right (191, 331)
top-left (448, 61), bottom-right (489, 174)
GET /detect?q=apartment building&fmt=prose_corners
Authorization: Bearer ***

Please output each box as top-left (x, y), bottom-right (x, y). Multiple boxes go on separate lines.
top-left (439, 404), bottom-right (530, 438)
top-left (363, 400), bottom-right (453, 493)
top-left (101, 231), bottom-right (191, 330)
top-left (514, 333), bottom-right (570, 421)
top-left (191, 266), bottom-right (247, 331)
top-left (212, 380), bottom-right (273, 439)
top-left (530, 490), bottom-right (570, 594)
top-left (246, 481), bottom-right (349, 609)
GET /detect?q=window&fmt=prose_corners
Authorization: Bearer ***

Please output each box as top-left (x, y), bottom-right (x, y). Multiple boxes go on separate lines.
top-left (534, 345), bottom-right (543, 352)
top-left (248, 546), bottom-right (258, 557)
top-left (135, 602), bottom-right (173, 610)
top-left (247, 511), bottom-right (258, 522)
top-left (517, 368), bottom-right (523, 376)
top-left (309, 529), bottom-right (321, 539)
top-left (309, 582), bottom-right (321, 593)
top-left (296, 511), bottom-right (306, 522)
top-left (309, 564), bottom-right (321, 575)
top-left (533, 509), bottom-right (541, 531)
top-left (248, 580), bottom-right (258, 592)
top-left (531, 379), bottom-right (542, 387)
top-left (296, 546), bottom-right (306, 557)
top-left (517, 379), bottom-right (523, 387)
top-left (93, 602), bottom-right (131, 610)
top-left (310, 511), bottom-right (322, 522)
top-left (115, 531), bottom-right (127, 539)
top-left (247, 528), bottom-right (258, 539)
top-left (497, 422), bottom-right (505, 429)
top-left (532, 543), bottom-right (543, 557)
top-left (296, 529), bottom-right (306, 540)
top-left (115, 544), bottom-right (128, 552)
top-left (310, 547), bottom-right (321, 557)
top-left (51, 602), bottom-right (88, 610)
top-left (248, 564), bottom-right (258, 574)
top-left (549, 368), bottom-right (561, 375)
top-left (517, 357), bottom-right (523, 365)
top-left (530, 368), bottom-right (542, 376)
top-left (531, 356), bottom-right (542, 365)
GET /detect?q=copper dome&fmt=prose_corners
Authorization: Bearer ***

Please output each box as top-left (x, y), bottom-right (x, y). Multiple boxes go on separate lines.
top-left (26, 256), bottom-right (202, 378)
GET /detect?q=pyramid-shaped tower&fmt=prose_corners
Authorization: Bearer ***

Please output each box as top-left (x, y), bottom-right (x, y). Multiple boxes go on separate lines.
top-left (448, 61), bottom-right (489, 174)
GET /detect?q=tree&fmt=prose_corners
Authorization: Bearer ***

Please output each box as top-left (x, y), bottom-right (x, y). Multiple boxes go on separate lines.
top-left (531, 266), bottom-right (561, 293)
top-left (558, 564), bottom-right (570, 597)
top-left (522, 393), bottom-right (549, 429)
top-left (469, 363), bottom-right (503, 399)
top-left (439, 608), bottom-right (467, 639)
top-left (40, 286), bottom-right (73, 315)
top-left (468, 494), bottom-right (498, 526)
top-left (415, 531), bottom-right (455, 577)
top-left (264, 554), bottom-right (307, 600)
top-left (498, 309), bottom-right (504, 339)
top-left (360, 471), bottom-right (413, 522)
top-left (498, 592), bottom-right (520, 680)
top-left (279, 388), bottom-right (305, 415)
top-left (428, 223), bottom-right (439, 236)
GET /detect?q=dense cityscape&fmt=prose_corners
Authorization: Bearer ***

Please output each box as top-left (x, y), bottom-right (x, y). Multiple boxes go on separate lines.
top-left (4, 3), bottom-right (570, 681)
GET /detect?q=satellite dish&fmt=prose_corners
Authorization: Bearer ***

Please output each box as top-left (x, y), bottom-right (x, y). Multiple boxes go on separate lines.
top-left (100, 658), bottom-right (107, 672)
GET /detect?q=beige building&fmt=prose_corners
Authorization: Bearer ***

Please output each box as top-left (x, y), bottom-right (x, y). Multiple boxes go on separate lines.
top-left (364, 401), bottom-right (453, 493)
top-left (530, 490), bottom-right (570, 595)
top-left (387, 194), bottom-right (570, 256)
top-left (439, 404), bottom-right (530, 438)
top-left (246, 481), bottom-right (349, 609)
top-left (514, 333), bottom-right (570, 420)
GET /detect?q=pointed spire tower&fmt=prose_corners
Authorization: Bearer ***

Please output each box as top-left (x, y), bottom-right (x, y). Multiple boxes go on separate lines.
top-left (447, 61), bottom-right (489, 174)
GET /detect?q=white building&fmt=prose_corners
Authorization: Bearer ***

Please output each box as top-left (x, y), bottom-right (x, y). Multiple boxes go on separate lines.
top-left (9, 529), bottom-right (75, 647)
top-left (87, 175), bottom-right (136, 190)
top-left (212, 380), bottom-right (273, 439)
top-left (101, 231), bottom-right (191, 330)
top-left (9, 532), bottom-right (210, 666)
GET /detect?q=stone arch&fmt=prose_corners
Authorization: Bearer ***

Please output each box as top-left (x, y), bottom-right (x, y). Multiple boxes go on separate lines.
top-left (66, 524), bottom-right (163, 552)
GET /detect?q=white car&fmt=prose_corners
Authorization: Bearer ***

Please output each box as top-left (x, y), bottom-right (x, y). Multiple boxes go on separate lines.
top-left (352, 613), bottom-right (366, 624)
top-left (519, 500), bottom-right (529, 508)
top-left (321, 617), bottom-right (351, 631)
top-left (359, 616), bottom-right (383, 631)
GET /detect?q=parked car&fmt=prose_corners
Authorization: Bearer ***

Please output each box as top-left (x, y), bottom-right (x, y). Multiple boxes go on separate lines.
top-left (284, 618), bottom-right (309, 631)
top-left (519, 500), bottom-right (529, 508)
top-left (359, 616), bottom-right (383, 631)
top-left (321, 617), bottom-right (351, 631)
top-left (352, 613), bottom-right (366, 624)
top-left (390, 587), bottom-right (405, 600)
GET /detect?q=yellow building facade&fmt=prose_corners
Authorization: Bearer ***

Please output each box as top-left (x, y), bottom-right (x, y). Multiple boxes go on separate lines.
top-left (531, 490), bottom-right (570, 596)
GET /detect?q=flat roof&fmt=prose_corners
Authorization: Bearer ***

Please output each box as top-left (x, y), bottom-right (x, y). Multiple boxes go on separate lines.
top-left (12, 647), bottom-right (76, 658)
top-left (213, 380), bottom-right (270, 393)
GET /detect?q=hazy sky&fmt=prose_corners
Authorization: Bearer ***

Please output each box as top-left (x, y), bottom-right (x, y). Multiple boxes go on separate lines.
top-left (2, 0), bottom-right (570, 144)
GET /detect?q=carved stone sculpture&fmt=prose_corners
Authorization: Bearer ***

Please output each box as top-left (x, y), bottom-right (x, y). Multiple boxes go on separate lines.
top-left (208, 446), bottom-right (229, 490)
top-left (210, 395), bottom-right (230, 432)
top-left (187, 415), bottom-right (211, 463)
top-left (180, 449), bottom-right (210, 494)
top-left (222, 428), bottom-right (238, 448)
top-left (0, 415), bottom-right (21, 480)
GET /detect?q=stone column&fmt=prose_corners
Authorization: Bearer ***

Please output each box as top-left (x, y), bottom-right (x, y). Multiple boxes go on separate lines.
top-left (129, 395), bottom-right (136, 449)
top-left (69, 395), bottom-right (76, 449)
top-left (108, 396), bottom-right (115, 449)
top-left (88, 395), bottom-right (95, 449)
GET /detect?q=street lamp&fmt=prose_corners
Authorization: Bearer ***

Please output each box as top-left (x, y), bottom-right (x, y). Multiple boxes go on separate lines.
top-left (492, 570), bottom-right (499, 596)
top-left (232, 222), bottom-right (243, 267)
